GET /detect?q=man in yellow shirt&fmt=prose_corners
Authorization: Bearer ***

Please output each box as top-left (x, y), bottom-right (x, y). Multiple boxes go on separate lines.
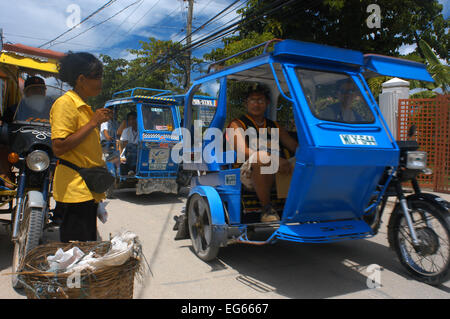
top-left (50, 52), bottom-right (111, 242)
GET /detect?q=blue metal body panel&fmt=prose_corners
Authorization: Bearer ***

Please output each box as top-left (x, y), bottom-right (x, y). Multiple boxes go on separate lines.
top-left (275, 219), bottom-right (373, 243)
top-left (273, 40), bottom-right (364, 68)
top-left (189, 186), bottom-right (227, 226)
top-left (182, 39), bottom-right (434, 244)
top-left (364, 54), bottom-right (434, 82)
top-left (191, 169), bottom-right (241, 224)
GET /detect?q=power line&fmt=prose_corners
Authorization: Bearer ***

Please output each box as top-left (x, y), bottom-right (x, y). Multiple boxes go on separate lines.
top-left (120, 0), bottom-right (163, 39)
top-left (3, 32), bottom-right (106, 50)
top-left (100, 0), bottom-right (145, 48)
top-left (177, 0), bottom-right (242, 46)
top-left (39, 0), bottom-right (117, 48)
top-left (194, 0), bottom-right (246, 35)
top-left (116, 0), bottom-right (297, 90)
top-left (48, 0), bottom-right (142, 48)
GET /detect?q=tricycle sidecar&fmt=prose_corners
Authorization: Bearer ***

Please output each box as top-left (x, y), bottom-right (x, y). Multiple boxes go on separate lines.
top-left (175, 40), bottom-right (449, 285)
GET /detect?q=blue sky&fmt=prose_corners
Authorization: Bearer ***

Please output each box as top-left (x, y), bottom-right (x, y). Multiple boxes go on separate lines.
top-left (0, 0), bottom-right (448, 86)
top-left (1, 0), bottom-right (448, 60)
top-left (0, 0), bottom-right (243, 62)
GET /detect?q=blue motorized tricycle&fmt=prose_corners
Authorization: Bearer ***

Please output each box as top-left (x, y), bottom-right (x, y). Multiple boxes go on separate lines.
top-left (103, 87), bottom-right (183, 196)
top-left (174, 40), bottom-right (450, 285)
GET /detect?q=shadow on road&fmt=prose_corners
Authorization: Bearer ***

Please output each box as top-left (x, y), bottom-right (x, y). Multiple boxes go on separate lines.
top-left (0, 225), bottom-right (13, 272)
top-left (195, 234), bottom-right (417, 299)
top-left (112, 190), bottom-right (184, 206)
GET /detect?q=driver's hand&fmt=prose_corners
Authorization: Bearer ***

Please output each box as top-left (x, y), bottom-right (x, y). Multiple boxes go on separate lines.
top-left (120, 156), bottom-right (127, 164)
top-left (92, 108), bottom-right (112, 126)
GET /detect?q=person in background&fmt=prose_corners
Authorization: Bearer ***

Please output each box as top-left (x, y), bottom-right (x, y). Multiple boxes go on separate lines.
top-left (0, 76), bottom-right (46, 124)
top-left (50, 52), bottom-right (112, 242)
top-left (119, 111), bottom-right (138, 175)
top-left (0, 76), bottom-right (47, 189)
top-left (319, 79), bottom-right (364, 122)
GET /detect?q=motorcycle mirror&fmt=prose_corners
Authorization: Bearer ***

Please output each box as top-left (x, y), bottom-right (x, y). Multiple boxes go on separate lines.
top-left (407, 124), bottom-right (417, 138)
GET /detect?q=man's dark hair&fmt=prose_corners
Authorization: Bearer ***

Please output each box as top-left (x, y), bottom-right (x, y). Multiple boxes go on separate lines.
top-left (246, 84), bottom-right (271, 101)
top-left (127, 111), bottom-right (137, 120)
top-left (58, 52), bottom-right (103, 87)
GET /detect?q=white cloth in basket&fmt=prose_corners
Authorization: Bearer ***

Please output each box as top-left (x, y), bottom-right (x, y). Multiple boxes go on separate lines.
top-left (46, 231), bottom-right (138, 274)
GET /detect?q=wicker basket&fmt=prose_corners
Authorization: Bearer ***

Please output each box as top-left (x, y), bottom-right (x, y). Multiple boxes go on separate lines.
top-left (19, 241), bottom-right (141, 299)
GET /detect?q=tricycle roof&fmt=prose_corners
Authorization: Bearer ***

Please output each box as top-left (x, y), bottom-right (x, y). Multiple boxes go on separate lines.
top-left (194, 39), bottom-right (433, 83)
top-left (104, 95), bottom-right (177, 108)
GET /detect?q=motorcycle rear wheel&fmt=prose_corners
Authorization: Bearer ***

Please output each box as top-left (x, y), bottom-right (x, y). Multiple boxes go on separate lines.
top-left (388, 199), bottom-right (450, 286)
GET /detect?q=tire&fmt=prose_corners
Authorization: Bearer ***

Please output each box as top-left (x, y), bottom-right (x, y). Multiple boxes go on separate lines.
top-left (387, 199), bottom-right (450, 286)
top-left (11, 198), bottom-right (44, 289)
top-left (187, 194), bottom-right (219, 261)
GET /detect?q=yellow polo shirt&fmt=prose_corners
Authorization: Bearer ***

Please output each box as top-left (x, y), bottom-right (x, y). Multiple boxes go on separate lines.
top-left (50, 90), bottom-right (105, 203)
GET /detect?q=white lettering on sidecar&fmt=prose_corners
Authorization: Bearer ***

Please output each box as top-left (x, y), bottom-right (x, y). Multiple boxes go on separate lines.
top-left (12, 127), bottom-right (51, 140)
top-left (340, 134), bottom-right (377, 146)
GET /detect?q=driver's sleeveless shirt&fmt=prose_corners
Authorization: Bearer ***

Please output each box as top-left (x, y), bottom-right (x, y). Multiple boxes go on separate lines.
top-left (50, 90), bottom-right (105, 203)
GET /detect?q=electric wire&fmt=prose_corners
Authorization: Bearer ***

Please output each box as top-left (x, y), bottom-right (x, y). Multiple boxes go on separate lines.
top-left (100, 0), bottom-right (145, 48)
top-left (119, 0), bottom-right (164, 40)
top-left (47, 0), bottom-right (142, 48)
top-left (116, 0), bottom-right (297, 90)
top-left (39, 0), bottom-right (117, 48)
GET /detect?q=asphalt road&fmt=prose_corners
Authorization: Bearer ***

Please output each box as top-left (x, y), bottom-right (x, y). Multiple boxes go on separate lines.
top-left (0, 190), bottom-right (449, 299)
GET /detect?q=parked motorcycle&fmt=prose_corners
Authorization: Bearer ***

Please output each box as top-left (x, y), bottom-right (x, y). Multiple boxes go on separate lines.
top-left (364, 125), bottom-right (450, 285)
top-left (0, 94), bottom-right (58, 288)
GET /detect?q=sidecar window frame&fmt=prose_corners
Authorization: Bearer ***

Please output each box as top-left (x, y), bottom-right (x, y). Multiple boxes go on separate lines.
top-left (294, 67), bottom-right (376, 124)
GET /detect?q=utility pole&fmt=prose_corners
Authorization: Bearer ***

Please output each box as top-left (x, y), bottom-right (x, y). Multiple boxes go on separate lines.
top-left (185, 0), bottom-right (194, 89)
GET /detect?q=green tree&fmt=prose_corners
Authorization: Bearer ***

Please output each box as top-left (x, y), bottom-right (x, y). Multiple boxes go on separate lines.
top-left (89, 38), bottom-right (195, 109)
top-left (237, 0), bottom-right (448, 61)
top-left (89, 54), bottom-right (129, 109)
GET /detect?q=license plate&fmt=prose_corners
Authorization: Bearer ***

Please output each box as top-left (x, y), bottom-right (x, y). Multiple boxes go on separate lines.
top-left (148, 148), bottom-right (170, 170)
top-left (340, 134), bottom-right (377, 146)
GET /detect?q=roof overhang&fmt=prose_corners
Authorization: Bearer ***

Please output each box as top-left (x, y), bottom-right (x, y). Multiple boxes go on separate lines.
top-left (363, 54), bottom-right (434, 82)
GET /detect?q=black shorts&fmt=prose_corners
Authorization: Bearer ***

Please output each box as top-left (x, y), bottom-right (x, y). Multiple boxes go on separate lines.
top-left (55, 200), bottom-right (98, 243)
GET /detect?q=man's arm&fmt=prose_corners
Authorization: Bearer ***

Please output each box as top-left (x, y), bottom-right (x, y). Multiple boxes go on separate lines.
top-left (52, 108), bottom-right (111, 157)
top-left (227, 120), bottom-right (253, 160)
top-left (119, 128), bottom-right (129, 163)
top-left (279, 126), bottom-right (298, 154)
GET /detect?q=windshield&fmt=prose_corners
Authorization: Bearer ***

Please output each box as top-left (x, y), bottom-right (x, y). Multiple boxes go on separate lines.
top-left (142, 104), bottom-right (174, 131)
top-left (13, 95), bottom-right (55, 124)
top-left (296, 69), bottom-right (375, 124)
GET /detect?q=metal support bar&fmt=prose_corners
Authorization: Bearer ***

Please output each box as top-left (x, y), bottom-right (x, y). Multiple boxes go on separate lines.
top-left (207, 39), bottom-right (282, 73)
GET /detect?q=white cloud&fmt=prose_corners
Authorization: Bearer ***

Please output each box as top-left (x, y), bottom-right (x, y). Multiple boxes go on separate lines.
top-left (1, 0), bottom-right (239, 59)
top-left (398, 43), bottom-right (417, 56)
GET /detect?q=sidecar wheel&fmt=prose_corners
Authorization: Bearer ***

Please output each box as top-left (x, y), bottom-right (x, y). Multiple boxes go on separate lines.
top-left (187, 194), bottom-right (219, 261)
top-left (11, 204), bottom-right (44, 289)
top-left (388, 199), bottom-right (450, 286)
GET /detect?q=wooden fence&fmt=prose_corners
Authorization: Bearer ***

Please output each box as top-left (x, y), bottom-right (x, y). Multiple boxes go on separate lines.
top-left (398, 95), bottom-right (449, 194)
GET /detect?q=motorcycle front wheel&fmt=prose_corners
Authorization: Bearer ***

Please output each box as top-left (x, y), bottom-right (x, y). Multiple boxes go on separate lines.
top-left (11, 196), bottom-right (44, 289)
top-left (388, 199), bottom-right (450, 286)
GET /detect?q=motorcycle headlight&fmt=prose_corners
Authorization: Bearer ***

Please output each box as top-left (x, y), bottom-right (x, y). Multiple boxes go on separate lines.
top-left (406, 151), bottom-right (427, 170)
top-left (26, 150), bottom-right (50, 172)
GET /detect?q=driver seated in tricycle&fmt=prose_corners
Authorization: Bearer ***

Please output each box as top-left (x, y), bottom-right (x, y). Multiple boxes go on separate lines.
top-left (227, 86), bottom-right (298, 222)
top-left (119, 111), bottom-right (138, 175)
